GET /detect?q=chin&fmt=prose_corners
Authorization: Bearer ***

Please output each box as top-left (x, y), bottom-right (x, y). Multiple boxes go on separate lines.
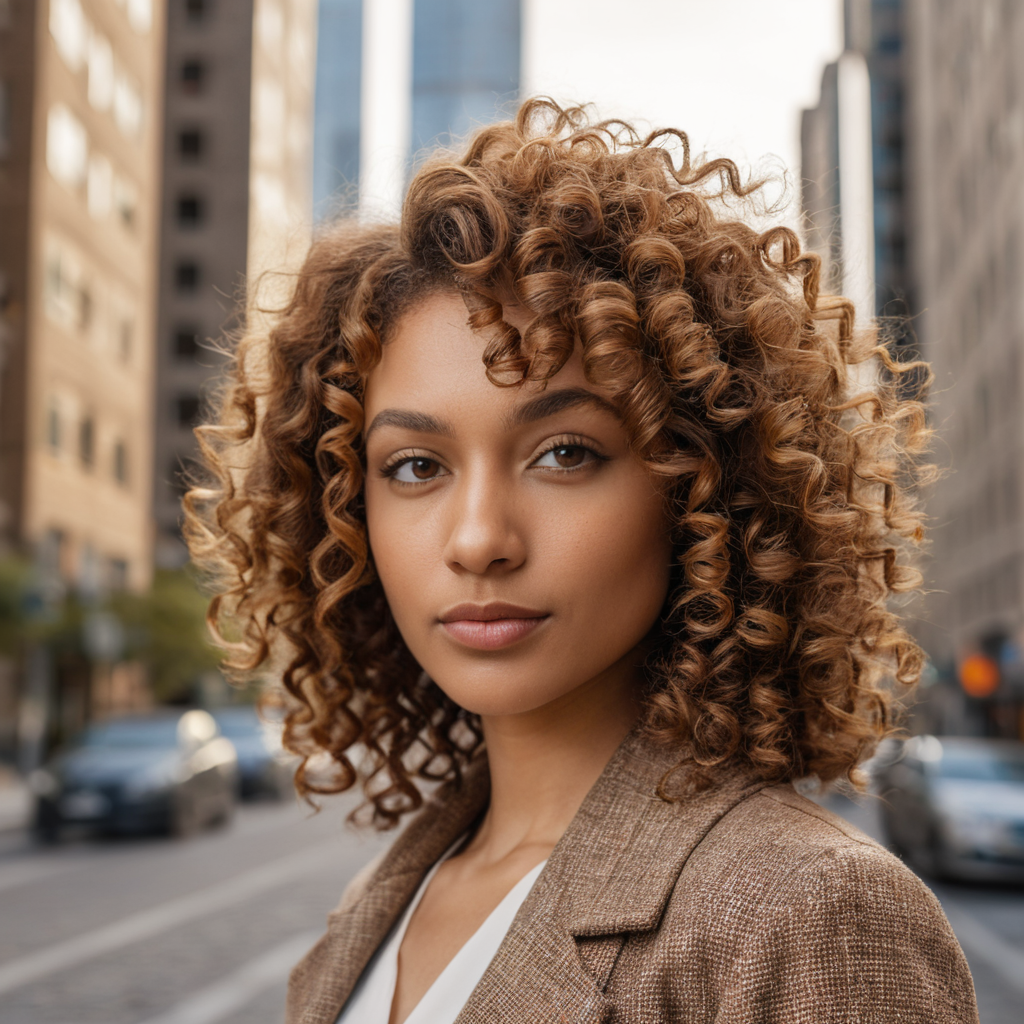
top-left (431, 668), bottom-right (579, 718)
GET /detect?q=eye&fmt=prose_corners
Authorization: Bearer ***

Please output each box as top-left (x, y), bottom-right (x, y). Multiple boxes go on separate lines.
top-left (389, 457), bottom-right (445, 483)
top-left (533, 444), bottom-right (598, 471)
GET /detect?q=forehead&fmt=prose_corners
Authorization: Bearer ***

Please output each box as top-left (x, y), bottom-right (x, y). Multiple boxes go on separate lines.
top-left (364, 290), bottom-right (591, 412)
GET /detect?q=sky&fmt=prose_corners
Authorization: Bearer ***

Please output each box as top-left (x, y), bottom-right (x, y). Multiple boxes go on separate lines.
top-left (522, 0), bottom-right (844, 226)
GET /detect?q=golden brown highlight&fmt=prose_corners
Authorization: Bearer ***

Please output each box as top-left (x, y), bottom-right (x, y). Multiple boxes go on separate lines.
top-left (184, 100), bottom-right (930, 827)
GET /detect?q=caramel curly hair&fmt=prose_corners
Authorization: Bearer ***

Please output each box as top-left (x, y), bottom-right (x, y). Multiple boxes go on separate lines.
top-left (185, 100), bottom-right (930, 828)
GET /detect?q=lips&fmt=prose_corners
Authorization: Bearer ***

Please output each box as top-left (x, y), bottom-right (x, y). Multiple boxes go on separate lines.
top-left (438, 602), bottom-right (549, 651)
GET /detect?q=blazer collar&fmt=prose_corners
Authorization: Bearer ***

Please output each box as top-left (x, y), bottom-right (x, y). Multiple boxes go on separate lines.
top-left (302, 726), bottom-right (766, 1023)
top-left (456, 729), bottom-right (768, 1023)
top-left (550, 726), bottom-right (767, 937)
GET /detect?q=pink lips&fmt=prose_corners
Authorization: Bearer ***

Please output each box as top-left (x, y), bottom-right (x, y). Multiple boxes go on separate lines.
top-left (439, 602), bottom-right (549, 651)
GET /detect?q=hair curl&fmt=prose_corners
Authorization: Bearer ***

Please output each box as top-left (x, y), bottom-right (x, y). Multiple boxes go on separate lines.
top-left (185, 99), bottom-right (931, 828)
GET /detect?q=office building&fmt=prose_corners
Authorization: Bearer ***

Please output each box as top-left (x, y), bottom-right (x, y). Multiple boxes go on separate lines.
top-left (411, 0), bottom-right (521, 155)
top-left (153, 0), bottom-right (317, 567)
top-left (903, 0), bottom-right (1024, 734)
top-left (0, 0), bottom-right (165, 756)
top-left (801, 0), bottom-right (910, 323)
top-left (153, 0), bottom-right (253, 568)
top-left (312, 0), bottom-right (361, 217)
top-left (317, 0), bottom-right (521, 221)
top-left (0, 0), bottom-right (165, 591)
top-left (864, 0), bottom-right (910, 319)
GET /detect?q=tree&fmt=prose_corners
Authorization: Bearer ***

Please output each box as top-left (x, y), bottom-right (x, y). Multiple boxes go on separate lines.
top-left (0, 556), bottom-right (32, 656)
top-left (111, 568), bottom-right (224, 703)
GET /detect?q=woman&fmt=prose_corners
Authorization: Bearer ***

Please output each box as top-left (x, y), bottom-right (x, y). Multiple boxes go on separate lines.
top-left (186, 101), bottom-right (977, 1023)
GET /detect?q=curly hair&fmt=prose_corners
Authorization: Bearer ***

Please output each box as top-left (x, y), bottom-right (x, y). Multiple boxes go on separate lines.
top-left (184, 99), bottom-right (930, 828)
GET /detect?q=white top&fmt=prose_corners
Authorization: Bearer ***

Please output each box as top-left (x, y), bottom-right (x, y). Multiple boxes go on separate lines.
top-left (336, 851), bottom-right (546, 1024)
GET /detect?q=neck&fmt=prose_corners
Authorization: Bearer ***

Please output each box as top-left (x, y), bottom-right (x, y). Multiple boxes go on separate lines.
top-left (469, 659), bottom-right (642, 864)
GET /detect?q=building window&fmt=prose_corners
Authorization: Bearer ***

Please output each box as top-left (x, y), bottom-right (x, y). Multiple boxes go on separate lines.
top-left (174, 325), bottom-right (201, 358)
top-left (113, 440), bottom-right (128, 485)
top-left (50, 0), bottom-right (87, 72)
top-left (87, 32), bottom-right (114, 112)
top-left (79, 416), bottom-right (94, 468)
top-left (178, 128), bottom-right (204, 160)
top-left (175, 260), bottom-right (199, 292)
top-left (176, 395), bottom-right (201, 428)
top-left (127, 0), bottom-right (153, 35)
top-left (176, 193), bottom-right (205, 227)
top-left (180, 58), bottom-right (205, 94)
top-left (47, 403), bottom-right (61, 452)
top-left (114, 175), bottom-right (138, 228)
top-left (44, 242), bottom-right (92, 331)
top-left (186, 0), bottom-right (211, 23)
top-left (46, 104), bottom-right (87, 187)
top-left (113, 72), bottom-right (143, 138)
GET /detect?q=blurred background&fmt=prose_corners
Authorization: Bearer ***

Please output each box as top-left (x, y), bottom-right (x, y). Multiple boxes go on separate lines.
top-left (0, 0), bottom-right (1022, 1022)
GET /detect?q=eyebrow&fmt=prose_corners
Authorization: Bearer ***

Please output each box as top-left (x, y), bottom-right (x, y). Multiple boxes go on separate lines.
top-left (364, 409), bottom-right (456, 441)
top-left (363, 387), bottom-right (620, 442)
top-left (503, 387), bottom-right (621, 429)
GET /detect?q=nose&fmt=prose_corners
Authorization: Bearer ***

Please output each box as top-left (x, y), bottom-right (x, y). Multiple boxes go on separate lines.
top-left (442, 470), bottom-right (526, 576)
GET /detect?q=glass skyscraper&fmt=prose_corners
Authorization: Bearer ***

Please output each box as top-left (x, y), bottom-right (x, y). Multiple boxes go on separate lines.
top-left (313, 0), bottom-right (521, 218)
top-left (312, 0), bottom-right (363, 217)
top-left (411, 0), bottom-right (521, 157)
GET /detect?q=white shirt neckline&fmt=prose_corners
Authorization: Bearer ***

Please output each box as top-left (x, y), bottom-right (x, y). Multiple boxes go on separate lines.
top-left (336, 842), bottom-right (547, 1024)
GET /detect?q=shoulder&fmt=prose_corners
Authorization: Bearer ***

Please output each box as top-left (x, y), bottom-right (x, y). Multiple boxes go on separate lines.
top-left (655, 784), bottom-right (978, 1022)
top-left (679, 782), bottom-right (946, 926)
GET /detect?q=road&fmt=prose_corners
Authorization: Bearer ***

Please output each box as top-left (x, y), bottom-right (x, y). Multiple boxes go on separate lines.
top-left (0, 794), bottom-right (389, 1024)
top-left (0, 789), bottom-right (1020, 1023)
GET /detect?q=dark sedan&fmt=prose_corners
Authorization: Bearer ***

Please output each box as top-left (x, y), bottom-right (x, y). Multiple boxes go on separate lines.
top-left (211, 705), bottom-right (295, 799)
top-left (877, 735), bottom-right (1024, 882)
top-left (30, 709), bottom-right (239, 841)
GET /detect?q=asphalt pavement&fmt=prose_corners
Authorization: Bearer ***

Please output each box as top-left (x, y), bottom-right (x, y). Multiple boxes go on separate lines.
top-left (0, 787), bottom-right (1020, 1023)
top-left (0, 793), bottom-right (390, 1024)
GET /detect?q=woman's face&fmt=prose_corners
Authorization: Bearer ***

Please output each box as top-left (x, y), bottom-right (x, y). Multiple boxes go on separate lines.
top-left (363, 291), bottom-right (673, 718)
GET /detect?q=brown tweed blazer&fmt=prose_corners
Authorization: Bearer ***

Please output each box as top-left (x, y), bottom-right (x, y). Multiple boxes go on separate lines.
top-left (287, 729), bottom-right (978, 1023)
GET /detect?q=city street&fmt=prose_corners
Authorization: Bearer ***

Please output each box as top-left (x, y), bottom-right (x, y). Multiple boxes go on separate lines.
top-left (0, 789), bottom-right (1020, 1023)
top-left (0, 794), bottom-right (389, 1024)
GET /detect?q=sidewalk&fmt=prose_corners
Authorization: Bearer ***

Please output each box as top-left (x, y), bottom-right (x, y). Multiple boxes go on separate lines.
top-left (0, 764), bottom-right (32, 833)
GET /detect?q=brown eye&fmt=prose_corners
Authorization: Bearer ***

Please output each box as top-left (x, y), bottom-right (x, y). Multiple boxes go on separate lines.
top-left (392, 457), bottom-right (442, 483)
top-left (553, 446), bottom-right (586, 468)
top-left (535, 444), bottom-right (595, 470)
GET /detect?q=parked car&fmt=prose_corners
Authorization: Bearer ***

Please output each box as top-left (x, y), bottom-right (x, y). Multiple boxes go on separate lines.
top-left (30, 709), bottom-right (239, 841)
top-left (211, 705), bottom-right (295, 799)
top-left (876, 735), bottom-right (1024, 882)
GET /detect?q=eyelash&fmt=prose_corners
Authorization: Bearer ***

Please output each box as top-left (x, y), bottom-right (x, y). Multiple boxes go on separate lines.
top-left (379, 450), bottom-right (440, 482)
top-left (378, 435), bottom-right (609, 483)
top-left (534, 434), bottom-right (610, 472)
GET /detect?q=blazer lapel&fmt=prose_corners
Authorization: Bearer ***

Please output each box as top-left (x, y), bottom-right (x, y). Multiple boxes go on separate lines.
top-left (291, 760), bottom-right (491, 1024)
top-left (455, 728), bottom-right (768, 1023)
top-left (293, 729), bottom-right (768, 1024)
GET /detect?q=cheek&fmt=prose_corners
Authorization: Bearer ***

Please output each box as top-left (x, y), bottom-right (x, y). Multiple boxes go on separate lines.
top-left (365, 484), bottom-right (435, 625)
top-left (549, 487), bottom-right (672, 633)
